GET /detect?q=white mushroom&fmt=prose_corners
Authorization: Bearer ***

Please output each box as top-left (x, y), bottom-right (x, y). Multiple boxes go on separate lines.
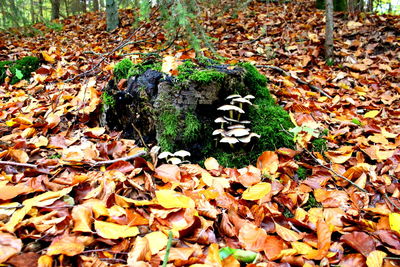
top-left (173, 150), bottom-right (191, 158)
top-left (213, 129), bottom-right (226, 136)
top-left (226, 94), bottom-right (242, 100)
top-left (238, 133), bottom-right (261, 143)
top-left (167, 157), bottom-right (182, 165)
top-left (158, 151), bottom-right (173, 160)
top-left (226, 128), bottom-right (250, 137)
top-left (227, 124), bottom-right (246, 129)
top-left (218, 105), bottom-right (244, 119)
top-left (223, 116), bottom-right (251, 124)
top-left (244, 95), bottom-right (255, 100)
top-left (214, 117), bottom-right (228, 128)
top-left (220, 136), bottom-right (239, 148)
top-left (231, 97), bottom-right (253, 106)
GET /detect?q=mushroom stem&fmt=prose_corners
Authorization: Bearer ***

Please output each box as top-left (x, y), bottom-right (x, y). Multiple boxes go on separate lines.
top-left (229, 110), bottom-right (233, 119)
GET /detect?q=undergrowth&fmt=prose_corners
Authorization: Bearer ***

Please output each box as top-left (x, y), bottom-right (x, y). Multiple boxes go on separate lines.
top-left (0, 56), bottom-right (40, 84)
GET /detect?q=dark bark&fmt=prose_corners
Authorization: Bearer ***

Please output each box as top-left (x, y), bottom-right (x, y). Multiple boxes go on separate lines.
top-left (93, 0), bottom-right (100, 11)
top-left (51, 0), bottom-right (61, 20)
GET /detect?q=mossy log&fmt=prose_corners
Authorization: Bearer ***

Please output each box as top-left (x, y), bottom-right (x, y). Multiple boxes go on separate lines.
top-left (101, 60), bottom-right (294, 166)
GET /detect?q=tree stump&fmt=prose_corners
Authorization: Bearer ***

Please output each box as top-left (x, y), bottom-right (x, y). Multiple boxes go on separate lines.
top-left (101, 60), bottom-right (294, 166)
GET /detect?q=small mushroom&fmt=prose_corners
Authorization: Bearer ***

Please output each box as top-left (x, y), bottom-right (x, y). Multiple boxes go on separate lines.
top-left (244, 95), bottom-right (255, 100)
top-left (158, 151), bottom-right (173, 160)
top-left (214, 117), bottom-right (228, 128)
top-left (226, 94), bottom-right (242, 100)
top-left (213, 129), bottom-right (226, 136)
top-left (231, 97), bottom-right (253, 107)
top-left (238, 133), bottom-right (261, 143)
top-left (220, 136), bottom-right (239, 148)
top-left (218, 105), bottom-right (244, 119)
top-left (227, 124), bottom-right (246, 129)
top-left (173, 150), bottom-right (191, 159)
top-left (167, 157), bottom-right (182, 165)
top-left (226, 128), bottom-right (250, 137)
top-left (223, 116), bottom-right (250, 124)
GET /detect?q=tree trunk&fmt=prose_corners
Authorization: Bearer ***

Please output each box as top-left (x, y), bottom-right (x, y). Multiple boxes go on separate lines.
top-left (325, 0), bottom-right (334, 62)
top-left (367, 0), bottom-right (373, 12)
top-left (51, 0), bottom-right (61, 20)
top-left (106, 0), bottom-right (119, 31)
top-left (30, 0), bottom-right (35, 23)
top-left (38, 0), bottom-right (44, 20)
top-left (0, 1), bottom-right (7, 28)
top-left (72, 0), bottom-right (81, 14)
top-left (93, 0), bottom-right (100, 11)
top-left (81, 0), bottom-right (87, 12)
top-left (316, 0), bottom-right (347, 11)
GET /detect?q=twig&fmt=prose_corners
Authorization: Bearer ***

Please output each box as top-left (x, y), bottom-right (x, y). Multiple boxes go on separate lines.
top-left (0, 204), bottom-right (24, 209)
top-left (303, 148), bottom-right (368, 193)
top-left (91, 150), bottom-right (147, 166)
top-left (256, 65), bottom-right (332, 98)
top-left (384, 193), bottom-right (400, 211)
top-left (0, 161), bottom-right (38, 168)
top-left (162, 231), bottom-right (173, 267)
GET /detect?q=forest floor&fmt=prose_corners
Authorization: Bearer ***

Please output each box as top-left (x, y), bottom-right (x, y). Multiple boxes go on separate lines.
top-left (0, 1), bottom-right (399, 266)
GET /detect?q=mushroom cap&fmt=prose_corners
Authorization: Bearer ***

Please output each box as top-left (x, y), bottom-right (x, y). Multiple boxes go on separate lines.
top-left (223, 116), bottom-right (251, 124)
top-left (174, 150), bottom-right (191, 158)
top-left (244, 95), bottom-right (255, 99)
top-left (158, 151), bottom-right (173, 159)
top-left (226, 94), bottom-right (242, 100)
top-left (226, 128), bottom-right (250, 137)
top-left (212, 129), bottom-right (226, 135)
top-left (167, 157), bottom-right (182, 165)
top-left (214, 117), bottom-right (228, 123)
top-left (217, 105), bottom-right (245, 113)
top-left (238, 133), bottom-right (261, 143)
top-left (220, 136), bottom-right (239, 144)
top-left (231, 98), bottom-right (253, 105)
top-left (227, 124), bottom-right (246, 129)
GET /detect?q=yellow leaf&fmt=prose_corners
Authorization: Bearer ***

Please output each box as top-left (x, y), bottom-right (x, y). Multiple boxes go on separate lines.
top-left (364, 110), bottom-right (380, 118)
top-left (366, 250), bottom-right (387, 267)
top-left (145, 231), bottom-right (168, 255)
top-left (291, 241), bottom-right (313, 255)
top-left (242, 182), bottom-right (271, 201)
top-left (204, 157), bottom-right (219, 170)
top-left (38, 255), bottom-right (53, 267)
top-left (94, 221), bottom-right (139, 239)
top-left (155, 190), bottom-right (195, 209)
top-left (274, 223), bottom-right (301, 242)
top-left (389, 213), bottom-right (400, 234)
top-left (41, 51), bottom-right (56, 63)
top-left (4, 187), bottom-right (73, 232)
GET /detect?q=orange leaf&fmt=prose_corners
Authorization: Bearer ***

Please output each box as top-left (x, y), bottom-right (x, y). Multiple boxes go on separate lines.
top-left (47, 235), bottom-right (85, 256)
top-left (274, 223), bottom-right (301, 242)
top-left (71, 205), bottom-right (93, 232)
top-left (264, 235), bottom-right (284, 260)
top-left (257, 151), bottom-right (279, 175)
top-left (242, 182), bottom-right (271, 201)
top-left (155, 190), bottom-right (195, 209)
top-left (238, 223), bottom-right (268, 251)
top-left (127, 237), bottom-right (151, 265)
top-left (205, 243), bottom-right (222, 266)
top-left (8, 149), bottom-right (29, 163)
top-left (154, 164), bottom-right (181, 183)
top-left (94, 221), bottom-right (139, 239)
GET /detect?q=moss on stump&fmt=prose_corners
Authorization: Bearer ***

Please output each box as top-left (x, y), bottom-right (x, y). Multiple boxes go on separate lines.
top-left (103, 58), bottom-right (294, 167)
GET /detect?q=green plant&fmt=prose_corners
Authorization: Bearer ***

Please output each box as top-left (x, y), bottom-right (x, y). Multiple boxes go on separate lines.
top-left (183, 112), bottom-right (201, 143)
top-left (189, 69), bottom-right (226, 84)
top-left (351, 118), bottom-right (362, 126)
top-left (127, 61), bottom-right (162, 77)
top-left (101, 92), bottom-right (116, 107)
top-left (296, 166), bottom-right (309, 180)
top-left (45, 21), bottom-right (64, 31)
top-left (303, 193), bottom-right (322, 210)
top-left (312, 138), bottom-right (327, 153)
top-left (158, 109), bottom-right (180, 152)
top-left (0, 56), bottom-right (40, 85)
top-left (114, 58), bottom-right (134, 80)
top-left (48, 153), bottom-right (61, 159)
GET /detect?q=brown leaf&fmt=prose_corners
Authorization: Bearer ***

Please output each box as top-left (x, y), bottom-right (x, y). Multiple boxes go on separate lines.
top-left (238, 223), bottom-right (268, 251)
top-left (154, 164), bottom-right (181, 183)
top-left (127, 236), bottom-right (151, 265)
top-left (0, 232), bottom-right (22, 263)
top-left (257, 151), bottom-right (279, 175)
top-left (47, 234), bottom-right (85, 256)
top-left (341, 232), bottom-right (376, 256)
top-left (6, 252), bottom-right (40, 267)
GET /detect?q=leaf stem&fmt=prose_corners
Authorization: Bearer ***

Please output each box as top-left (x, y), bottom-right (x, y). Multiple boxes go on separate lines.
top-left (162, 231), bottom-right (173, 267)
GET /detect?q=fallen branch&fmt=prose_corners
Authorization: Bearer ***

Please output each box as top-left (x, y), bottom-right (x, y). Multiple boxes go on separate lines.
top-left (256, 65), bottom-right (332, 98)
top-left (0, 150), bottom-right (147, 169)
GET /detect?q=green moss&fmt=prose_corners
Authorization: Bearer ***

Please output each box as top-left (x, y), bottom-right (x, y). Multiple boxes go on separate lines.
top-left (45, 21), bottom-right (64, 31)
top-left (283, 207), bottom-right (294, 218)
top-left (312, 138), bottom-right (327, 153)
top-left (303, 193), bottom-right (322, 210)
top-left (0, 56), bottom-right (40, 85)
top-left (177, 60), bottom-right (198, 81)
top-left (128, 61), bottom-right (162, 78)
top-left (158, 109), bottom-right (180, 151)
top-left (189, 70), bottom-right (226, 84)
top-left (101, 92), bottom-right (116, 107)
top-left (183, 112), bottom-right (201, 143)
top-left (296, 166), bottom-right (309, 180)
top-left (114, 58), bottom-right (134, 80)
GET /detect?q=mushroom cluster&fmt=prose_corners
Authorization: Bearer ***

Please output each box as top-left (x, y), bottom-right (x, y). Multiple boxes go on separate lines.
top-left (158, 150), bottom-right (191, 165)
top-left (213, 94), bottom-right (260, 148)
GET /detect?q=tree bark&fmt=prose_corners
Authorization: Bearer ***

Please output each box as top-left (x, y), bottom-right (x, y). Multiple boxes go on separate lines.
top-left (30, 0), bottom-right (35, 23)
top-left (93, 0), bottom-right (100, 11)
top-left (51, 0), bottom-right (61, 20)
top-left (106, 0), bottom-right (119, 31)
top-left (81, 0), bottom-right (87, 12)
top-left (325, 0), bottom-right (334, 61)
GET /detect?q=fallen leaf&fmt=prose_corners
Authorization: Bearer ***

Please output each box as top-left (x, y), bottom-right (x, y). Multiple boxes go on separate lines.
top-left (242, 182), bottom-right (271, 201)
top-left (94, 221), bottom-right (139, 239)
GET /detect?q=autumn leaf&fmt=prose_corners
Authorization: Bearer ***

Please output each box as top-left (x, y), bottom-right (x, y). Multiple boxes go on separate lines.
top-left (0, 232), bottom-right (22, 264)
top-left (366, 250), bottom-right (386, 267)
top-left (257, 151), bottom-right (279, 175)
top-left (155, 190), bottom-right (195, 209)
top-left (47, 234), bottom-right (85, 256)
top-left (274, 223), bottom-right (302, 242)
top-left (242, 182), bottom-right (271, 201)
top-left (94, 221), bottom-right (139, 239)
